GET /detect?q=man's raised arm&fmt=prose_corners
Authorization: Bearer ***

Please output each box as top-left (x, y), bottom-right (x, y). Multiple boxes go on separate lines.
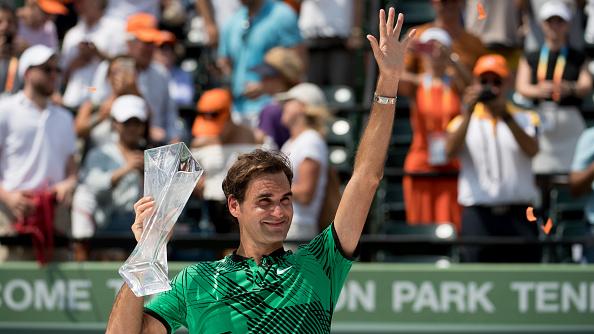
top-left (333, 8), bottom-right (415, 256)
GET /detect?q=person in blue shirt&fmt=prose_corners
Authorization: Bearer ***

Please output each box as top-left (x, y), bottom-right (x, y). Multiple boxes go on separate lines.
top-left (217, 0), bottom-right (304, 127)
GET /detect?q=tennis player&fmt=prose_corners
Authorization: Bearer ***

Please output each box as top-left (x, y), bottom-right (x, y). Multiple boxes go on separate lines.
top-left (106, 8), bottom-right (415, 333)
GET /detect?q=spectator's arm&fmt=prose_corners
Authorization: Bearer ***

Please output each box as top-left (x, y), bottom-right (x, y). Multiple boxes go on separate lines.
top-left (515, 57), bottom-right (552, 99)
top-left (570, 162), bottom-right (594, 196)
top-left (502, 112), bottom-right (539, 157)
top-left (291, 158), bottom-right (321, 205)
top-left (333, 9), bottom-right (415, 256)
top-left (573, 61), bottom-right (593, 98)
top-left (52, 155), bottom-right (77, 204)
top-left (195, 0), bottom-right (218, 46)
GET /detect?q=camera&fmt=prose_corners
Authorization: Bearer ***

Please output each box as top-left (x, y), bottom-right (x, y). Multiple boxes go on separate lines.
top-left (477, 84), bottom-right (497, 102)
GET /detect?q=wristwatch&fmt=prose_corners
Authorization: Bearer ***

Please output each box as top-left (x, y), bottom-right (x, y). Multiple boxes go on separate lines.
top-left (373, 92), bottom-right (397, 105)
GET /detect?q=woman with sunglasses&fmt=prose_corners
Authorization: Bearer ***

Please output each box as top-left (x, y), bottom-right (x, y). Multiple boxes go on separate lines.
top-left (516, 0), bottom-right (592, 174)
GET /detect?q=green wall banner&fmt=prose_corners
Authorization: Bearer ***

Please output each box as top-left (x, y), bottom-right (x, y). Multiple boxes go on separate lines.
top-left (0, 263), bottom-right (592, 333)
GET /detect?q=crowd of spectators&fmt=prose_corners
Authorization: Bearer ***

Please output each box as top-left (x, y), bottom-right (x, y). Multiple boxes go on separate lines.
top-left (0, 0), bottom-right (592, 264)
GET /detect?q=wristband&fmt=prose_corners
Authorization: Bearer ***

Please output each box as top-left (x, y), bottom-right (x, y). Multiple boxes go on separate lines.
top-left (373, 92), bottom-right (397, 105)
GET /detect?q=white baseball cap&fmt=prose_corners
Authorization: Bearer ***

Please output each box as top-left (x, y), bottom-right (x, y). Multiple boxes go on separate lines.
top-left (276, 83), bottom-right (327, 108)
top-left (538, 0), bottom-right (571, 22)
top-left (111, 95), bottom-right (148, 123)
top-left (419, 27), bottom-right (452, 48)
top-left (18, 45), bottom-right (57, 79)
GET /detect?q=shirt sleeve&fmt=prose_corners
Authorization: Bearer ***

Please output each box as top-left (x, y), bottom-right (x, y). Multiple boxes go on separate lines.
top-left (276, 5), bottom-right (303, 47)
top-left (571, 129), bottom-right (594, 172)
top-left (303, 224), bottom-right (353, 307)
top-left (144, 267), bottom-right (189, 334)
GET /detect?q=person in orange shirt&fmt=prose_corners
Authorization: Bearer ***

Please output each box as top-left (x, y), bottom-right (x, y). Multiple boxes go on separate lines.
top-left (403, 28), bottom-right (464, 230)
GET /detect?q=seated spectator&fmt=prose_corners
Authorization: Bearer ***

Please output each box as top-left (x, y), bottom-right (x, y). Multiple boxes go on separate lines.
top-left (0, 45), bottom-right (77, 262)
top-left (279, 83), bottom-right (329, 241)
top-left (569, 126), bottom-right (594, 263)
top-left (71, 95), bottom-right (147, 261)
top-left (403, 28), bottom-right (462, 231)
top-left (516, 0), bottom-right (592, 174)
top-left (0, 3), bottom-right (21, 95)
top-left (252, 46), bottom-right (304, 148)
top-left (60, 0), bottom-right (126, 110)
top-left (191, 88), bottom-right (271, 234)
top-left (75, 56), bottom-right (141, 156)
top-left (91, 12), bottom-right (181, 144)
top-left (153, 31), bottom-right (195, 108)
top-left (16, 0), bottom-right (66, 51)
top-left (446, 55), bottom-right (540, 263)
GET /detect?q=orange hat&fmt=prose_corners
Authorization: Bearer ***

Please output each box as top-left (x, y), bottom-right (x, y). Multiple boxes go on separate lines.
top-left (473, 54), bottom-right (509, 78)
top-left (192, 89), bottom-right (232, 137)
top-left (156, 31), bottom-right (176, 46)
top-left (37, 0), bottom-right (69, 15)
top-left (126, 13), bottom-right (161, 43)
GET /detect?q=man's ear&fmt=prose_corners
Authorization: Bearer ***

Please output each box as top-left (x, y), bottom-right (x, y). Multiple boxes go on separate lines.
top-left (228, 195), bottom-right (240, 218)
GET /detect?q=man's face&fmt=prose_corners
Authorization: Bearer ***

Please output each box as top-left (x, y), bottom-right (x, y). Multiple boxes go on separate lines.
top-left (127, 39), bottom-right (154, 69)
top-left (229, 172), bottom-right (293, 247)
top-left (0, 9), bottom-right (16, 39)
top-left (27, 56), bottom-right (60, 97)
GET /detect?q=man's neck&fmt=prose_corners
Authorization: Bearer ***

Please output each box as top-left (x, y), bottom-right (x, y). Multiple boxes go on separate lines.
top-left (546, 38), bottom-right (565, 51)
top-left (23, 86), bottom-right (48, 110)
top-left (247, 0), bottom-right (264, 17)
top-left (236, 240), bottom-right (283, 265)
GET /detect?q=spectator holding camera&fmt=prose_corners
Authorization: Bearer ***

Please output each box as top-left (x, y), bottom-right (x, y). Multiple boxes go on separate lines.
top-left (403, 28), bottom-right (463, 230)
top-left (446, 54), bottom-right (541, 263)
top-left (516, 0), bottom-right (592, 174)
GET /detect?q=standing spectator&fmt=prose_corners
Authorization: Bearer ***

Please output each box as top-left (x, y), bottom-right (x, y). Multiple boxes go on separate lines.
top-left (92, 13), bottom-right (181, 144)
top-left (569, 125), bottom-right (594, 262)
top-left (153, 31), bottom-right (195, 108)
top-left (60, 0), bottom-right (126, 110)
top-left (76, 56), bottom-right (141, 155)
top-left (104, 0), bottom-right (159, 22)
top-left (71, 95), bottom-right (147, 261)
top-left (522, 0), bottom-right (585, 52)
top-left (0, 45), bottom-right (77, 261)
top-left (280, 83), bottom-right (329, 241)
top-left (217, 0), bottom-right (304, 126)
top-left (0, 4), bottom-right (21, 95)
top-left (516, 0), bottom-right (592, 174)
top-left (465, 0), bottom-right (524, 72)
top-left (298, 0), bottom-right (363, 86)
top-left (446, 54), bottom-right (540, 263)
top-left (191, 88), bottom-right (271, 233)
top-left (401, 0), bottom-right (486, 97)
top-left (16, 0), bottom-right (66, 50)
top-left (403, 28), bottom-right (462, 231)
top-left (252, 46), bottom-right (304, 148)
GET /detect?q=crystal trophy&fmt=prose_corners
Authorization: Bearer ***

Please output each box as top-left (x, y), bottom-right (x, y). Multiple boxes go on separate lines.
top-left (119, 143), bottom-right (203, 297)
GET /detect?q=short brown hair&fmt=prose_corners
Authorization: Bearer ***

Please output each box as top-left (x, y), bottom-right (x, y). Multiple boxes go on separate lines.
top-left (222, 149), bottom-right (293, 203)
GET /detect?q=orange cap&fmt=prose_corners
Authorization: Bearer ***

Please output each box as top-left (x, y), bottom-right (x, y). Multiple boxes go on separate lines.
top-left (473, 54), bottom-right (509, 78)
top-left (126, 13), bottom-right (162, 43)
top-left (37, 0), bottom-right (68, 15)
top-left (192, 89), bottom-right (232, 137)
top-left (157, 31), bottom-right (176, 46)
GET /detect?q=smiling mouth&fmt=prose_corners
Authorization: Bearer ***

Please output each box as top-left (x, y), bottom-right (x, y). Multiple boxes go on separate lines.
top-left (262, 221), bottom-right (285, 226)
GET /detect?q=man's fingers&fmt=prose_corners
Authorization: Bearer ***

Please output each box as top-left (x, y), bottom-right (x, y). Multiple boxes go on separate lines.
top-left (392, 13), bottom-right (404, 39)
top-left (378, 9), bottom-right (386, 43)
top-left (386, 7), bottom-right (395, 35)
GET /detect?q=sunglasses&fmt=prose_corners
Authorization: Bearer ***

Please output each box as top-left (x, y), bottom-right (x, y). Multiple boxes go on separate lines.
top-left (197, 111), bottom-right (222, 120)
top-left (34, 65), bottom-right (62, 75)
top-left (480, 78), bottom-right (503, 87)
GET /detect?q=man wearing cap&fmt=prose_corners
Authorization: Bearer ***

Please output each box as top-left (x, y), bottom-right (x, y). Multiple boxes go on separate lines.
top-left (61, 0), bottom-right (126, 109)
top-left (446, 54), bottom-right (541, 263)
top-left (92, 12), bottom-right (181, 144)
top-left (218, 0), bottom-right (304, 126)
top-left (252, 47), bottom-right (304, 148)
top-left (17, 0), bottom-right (67, 50)
top-left (107, 8), bottom-right (415, 333)
top-left (0, 45), bottom-right (77, 258)
top-left (72, 95), bottom-right (148, 260)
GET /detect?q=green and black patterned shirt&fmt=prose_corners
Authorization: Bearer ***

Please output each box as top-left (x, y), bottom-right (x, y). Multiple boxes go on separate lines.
top-left (144, 224), bottom-right (353, 333)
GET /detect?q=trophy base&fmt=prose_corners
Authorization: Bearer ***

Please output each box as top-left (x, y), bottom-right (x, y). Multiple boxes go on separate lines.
top-left (119, 261), bottom-right (171, 297)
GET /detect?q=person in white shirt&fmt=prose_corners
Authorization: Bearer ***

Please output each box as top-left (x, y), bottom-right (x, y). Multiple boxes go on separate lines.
top-left (16, 0), bottom-right (66, 50)
top-left (105, 0), bottom-right (159, 22)
top-left (91, 13), bottom-right (181, 144)
top-left (60, 0), bottom-right (126, 109)
top-left (446, 54), bottom-right (540, 263)
top-left (0, 45), bottom-right (77, 260)
top-left (71, 95), bottom-right (147, 261)
top-left (279, 83), bottom-right (329, 241)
